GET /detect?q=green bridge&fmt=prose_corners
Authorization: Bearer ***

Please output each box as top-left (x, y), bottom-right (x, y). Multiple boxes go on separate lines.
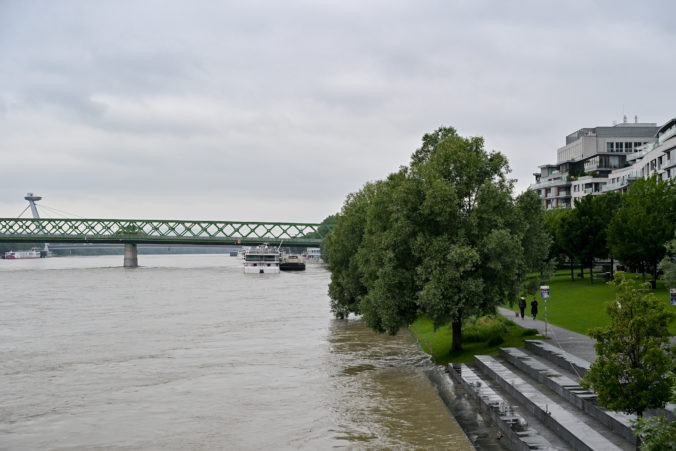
top-left (0, 217), bottom-right (332, 267)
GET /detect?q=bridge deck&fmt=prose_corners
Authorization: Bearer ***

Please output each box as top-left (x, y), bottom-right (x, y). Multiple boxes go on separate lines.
top-left (0, 218), bottom-right (329, 248)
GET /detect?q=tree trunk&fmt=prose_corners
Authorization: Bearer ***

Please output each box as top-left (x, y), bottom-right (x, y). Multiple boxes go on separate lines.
top-left (610, 257), bottom-right (615, 279)
top-left (580, 263), bottom-right (584, 279)
top-left (589, 262), bottom-right (594, 284)
top-left (451, 314), bottom-right (463, 352)
top-left (570, 257), bottom-right (575, 281)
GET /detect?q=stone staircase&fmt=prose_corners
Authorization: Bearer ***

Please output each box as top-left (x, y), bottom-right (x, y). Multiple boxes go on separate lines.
top-left (448, 340), bottom-right (638, 450)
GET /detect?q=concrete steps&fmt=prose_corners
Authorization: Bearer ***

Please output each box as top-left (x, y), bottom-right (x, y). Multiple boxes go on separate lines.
top-left (474, 355), bottom-right (628, 451)
top-left (448, 363), bottom-right (559, 450)
top-left (499, 347), bottom-right (636, 444)
top-left (525, 339), bottom-right (675, 421)
top-left (447, 341), bottom-right (645, 450)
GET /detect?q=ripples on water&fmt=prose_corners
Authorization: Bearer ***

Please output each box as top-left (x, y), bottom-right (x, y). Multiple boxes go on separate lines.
top-left (0, 254), bottom-right (478, 450)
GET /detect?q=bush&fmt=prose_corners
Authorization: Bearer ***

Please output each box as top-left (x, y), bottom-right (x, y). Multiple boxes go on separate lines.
top-left (462, 315), bottom-right (508, 344)
top-left (522, 328), bottom-right (539, 337)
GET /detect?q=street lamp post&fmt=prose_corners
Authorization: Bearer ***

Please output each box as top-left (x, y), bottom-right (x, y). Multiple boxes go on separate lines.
top-left (540, 285), bottom-right (550, 337)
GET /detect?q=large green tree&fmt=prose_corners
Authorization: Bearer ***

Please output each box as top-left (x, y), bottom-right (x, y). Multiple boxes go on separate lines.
top-left (325, 126), bottom-right (547, 351)
top-left (563, 192), bottom-right (624, 283)
top-left (593, 191), bottom-right (623, 278)
top-left (581, 273), bottom-right (675, 418)
top-left (609, 176), bottom-right (676, 282)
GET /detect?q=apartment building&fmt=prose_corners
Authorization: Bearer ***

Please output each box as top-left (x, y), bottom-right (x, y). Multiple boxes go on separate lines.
top-left (529, 116), bottom-right (675, 209)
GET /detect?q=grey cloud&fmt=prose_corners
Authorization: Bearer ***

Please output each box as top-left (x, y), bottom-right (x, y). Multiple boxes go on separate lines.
top-left (1, 0), bottom-right (675, 220)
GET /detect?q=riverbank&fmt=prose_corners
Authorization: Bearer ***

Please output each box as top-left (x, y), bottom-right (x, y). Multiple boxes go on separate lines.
top-left (409, 315), bottom-right (544, 364)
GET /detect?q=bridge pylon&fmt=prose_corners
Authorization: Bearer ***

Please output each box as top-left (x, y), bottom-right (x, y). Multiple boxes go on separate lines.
top-left (123, 243), bottom-right (138, 268)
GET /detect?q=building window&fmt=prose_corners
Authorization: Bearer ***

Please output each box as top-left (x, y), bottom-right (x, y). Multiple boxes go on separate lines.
top-left (607, 142), bottom-right (614, 152)
top-left (625, 142), bottom-right (633, 152)
top-left (616, 142), bottom-right (624, 152)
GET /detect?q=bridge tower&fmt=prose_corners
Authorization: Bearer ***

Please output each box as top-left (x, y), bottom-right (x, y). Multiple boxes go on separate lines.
top-left (23, 193), bottom-right (49, 255)
top-left (24, 193), bottom-right (42, 219)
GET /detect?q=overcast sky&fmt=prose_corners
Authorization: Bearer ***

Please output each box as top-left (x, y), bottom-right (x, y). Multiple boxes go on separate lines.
top-left (1, 0), bottom-right (674, 222)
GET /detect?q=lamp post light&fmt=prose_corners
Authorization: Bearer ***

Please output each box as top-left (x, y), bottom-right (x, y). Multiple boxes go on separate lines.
top-left (540, 285), bottom-right (550, 337)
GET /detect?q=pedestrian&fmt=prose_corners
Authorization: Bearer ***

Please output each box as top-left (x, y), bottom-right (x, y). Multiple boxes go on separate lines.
top-left (531, 298), bottom-right (539, 320)
top-left (518, 296), bottom-right (526, 319)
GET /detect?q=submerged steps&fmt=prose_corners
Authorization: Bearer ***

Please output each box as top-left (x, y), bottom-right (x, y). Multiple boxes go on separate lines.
top-left (474, 355), bottom-right (629, 451)
top-left (448, 363), bottom-right (559, 450)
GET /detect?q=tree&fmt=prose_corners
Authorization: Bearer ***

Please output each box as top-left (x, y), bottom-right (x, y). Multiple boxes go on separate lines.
top-left (568, 194), bottom-right (602, 283)
top-left (356, 170), bottom-right (420, 334)
top-left (409, 130), bottom-right (528, 351)
top-left (325, 184), bottom-right (376, 319)
top-left (556, 207), bottom-right (584, 280)
top-left (659, 234), bottom-right (676, 290)
top-left (516, 190), bottom-right (552, 276)
top-left (581, 273), bottom-right (675, 418)
top-left (545, 207), bottom-right (577, 280)
top-left (633, 415), bottom-right (676, 450)
top-left (609, 176), bottom-right (676, 282)
top-left (593, 191), bottom-right (623, 278)
top-left (326, 126), bottom-right (544, 352)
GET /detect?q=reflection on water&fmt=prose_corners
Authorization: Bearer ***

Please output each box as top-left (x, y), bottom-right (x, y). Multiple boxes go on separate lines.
top-left (0, 254), bottom-right (478, 450)
top-left (327, 319), bottom-right (472, 449)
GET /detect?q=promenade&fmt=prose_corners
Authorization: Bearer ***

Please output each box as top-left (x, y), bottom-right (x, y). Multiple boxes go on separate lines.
top-left (497, 306), bottom-right (598, 362)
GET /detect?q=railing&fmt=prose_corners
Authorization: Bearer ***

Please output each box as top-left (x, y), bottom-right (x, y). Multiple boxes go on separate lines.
top-left (0, 218), bottom-right (333, 247)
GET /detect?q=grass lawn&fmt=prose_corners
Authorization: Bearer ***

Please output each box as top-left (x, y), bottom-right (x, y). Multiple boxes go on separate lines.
top-left (409, 315), bottom-right (544, 364)
top-left (504, 270), bottom-right (676, 336)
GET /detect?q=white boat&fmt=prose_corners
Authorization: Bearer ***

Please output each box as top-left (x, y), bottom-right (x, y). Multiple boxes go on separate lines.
top-left (243, 245), bottom-right (281, 274)
top-left (4, 248), bottom-right (45, 259)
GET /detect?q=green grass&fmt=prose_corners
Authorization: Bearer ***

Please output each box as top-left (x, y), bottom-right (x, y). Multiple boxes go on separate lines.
top-left (505, 270), bottom-right (676, 336)
top-left (409, 315), bottom-right (544, 364)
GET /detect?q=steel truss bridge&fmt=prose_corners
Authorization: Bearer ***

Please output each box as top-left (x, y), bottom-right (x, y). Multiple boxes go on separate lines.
top-left (0, 218), bottom-right (331, 248)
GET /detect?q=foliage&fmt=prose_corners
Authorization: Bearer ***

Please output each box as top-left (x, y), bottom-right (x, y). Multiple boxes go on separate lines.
top-left (659, 235), bottom-right (676, 290)
top-left (516, 190), bottom-right (552, 276)
top-left (315, 214), bottom-right (337, 262)
top-left (633, 415), bottom-right (676, 451)
top-left (545, 207), bottom-right (578, 279)
top-left (581, 273), bottom-right (676, 417)
top-left (609, 176), bottom-right (676, 281)
top-left (325, 186), bottom-right (376, 319)
top-left (324, 126), bottom-right (549, 351)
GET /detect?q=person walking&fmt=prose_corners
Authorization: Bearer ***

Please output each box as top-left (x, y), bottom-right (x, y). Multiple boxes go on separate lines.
top-left (530, 298), bottom-right (539, 320)
top-left (518, 296), bottom-right (526, 319)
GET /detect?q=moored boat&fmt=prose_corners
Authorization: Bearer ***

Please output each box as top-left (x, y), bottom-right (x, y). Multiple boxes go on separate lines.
top-left (280, 254), bottom-right (306, 271)
top-left (243, 245), bottom-right (281, 274)
top-left (4, 248), bottom-right (46, 259)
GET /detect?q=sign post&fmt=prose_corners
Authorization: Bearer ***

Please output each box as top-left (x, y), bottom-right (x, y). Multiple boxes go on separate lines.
top-left (540, 285), bottom-right (550, 337)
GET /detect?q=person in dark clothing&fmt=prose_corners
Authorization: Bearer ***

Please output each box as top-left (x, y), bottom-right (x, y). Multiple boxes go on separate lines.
top-left (530, 298), bottom-right (539, 320)
top-left (518, 296), bottom-right (526, 319)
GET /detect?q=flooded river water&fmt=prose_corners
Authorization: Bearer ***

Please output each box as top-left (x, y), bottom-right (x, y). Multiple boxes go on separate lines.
top-left (0, 254), bottom-right (501, 450)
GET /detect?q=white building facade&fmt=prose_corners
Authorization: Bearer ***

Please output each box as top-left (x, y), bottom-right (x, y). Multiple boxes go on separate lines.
top-left (530, 117), bottom-right (675, 209)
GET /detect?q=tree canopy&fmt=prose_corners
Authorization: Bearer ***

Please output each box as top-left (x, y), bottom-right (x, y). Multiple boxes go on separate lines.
top-left (609, 176), bottom-right (676, 281)
top-left (581, 273), bottom-right (675, 418)
top-left (325, 126), bottom-right (549, 351)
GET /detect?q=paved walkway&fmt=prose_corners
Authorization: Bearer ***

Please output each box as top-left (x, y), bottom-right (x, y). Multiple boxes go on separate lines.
top-left (497, 306), bottom-right (598, 363)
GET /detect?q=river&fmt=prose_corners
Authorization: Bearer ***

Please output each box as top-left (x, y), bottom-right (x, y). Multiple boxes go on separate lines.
top-left (0, 254), bottom-right (501, 450)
